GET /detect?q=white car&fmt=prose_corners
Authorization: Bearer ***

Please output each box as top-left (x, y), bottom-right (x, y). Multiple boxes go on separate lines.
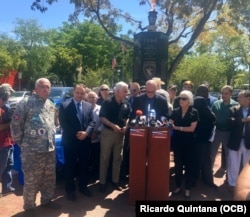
top-left (8, 91), bottom-right (31, 110)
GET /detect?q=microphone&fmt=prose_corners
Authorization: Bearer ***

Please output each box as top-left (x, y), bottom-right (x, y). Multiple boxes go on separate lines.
top-left (135, 110), bottom-right (143, 125)
top-left (140, 115), bottom-right (146, 126)
top-left (160, 116), bottom-right (167, 126)
top-left (130, 110), bottom-right (143, 127)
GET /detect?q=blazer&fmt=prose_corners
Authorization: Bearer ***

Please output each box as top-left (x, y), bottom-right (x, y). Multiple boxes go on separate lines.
top-left (59, 98), bottom-right (95, 146)
top-left (228, 105), bottom-right (250, 151)
top-left (193, 96), bottom-right (216, 142)
top-left (131, 93), bottom-right (169, 121)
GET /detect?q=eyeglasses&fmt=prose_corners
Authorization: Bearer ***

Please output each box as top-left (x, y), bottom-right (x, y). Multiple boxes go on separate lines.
top-left (131, 89), bottom-right (137, 92)
top-left (179, 97), bottom-right (188, 101)
top-left (101, 88), bottom-right (109, 91)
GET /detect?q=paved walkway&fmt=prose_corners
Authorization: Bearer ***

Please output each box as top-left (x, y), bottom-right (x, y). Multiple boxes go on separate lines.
top-left (0, 148), bottom-right (233, 217)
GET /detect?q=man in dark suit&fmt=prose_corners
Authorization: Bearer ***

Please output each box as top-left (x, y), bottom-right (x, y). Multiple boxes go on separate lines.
top-left (193, 85), bottom-right (217, 188)
top-left (131, 79), bottom-right (169, 121)
top-left (59, 84), bottom-right (95, 201)
top-left (227, 90), bottom-right (250, 192)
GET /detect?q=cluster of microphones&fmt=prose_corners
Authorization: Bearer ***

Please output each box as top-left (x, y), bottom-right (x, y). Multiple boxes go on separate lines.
top-left (130, 109), bottom-right (173, 128)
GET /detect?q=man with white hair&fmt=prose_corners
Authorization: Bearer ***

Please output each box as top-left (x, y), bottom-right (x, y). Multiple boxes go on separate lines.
top-left (99, 81), bottom-right (130, 192)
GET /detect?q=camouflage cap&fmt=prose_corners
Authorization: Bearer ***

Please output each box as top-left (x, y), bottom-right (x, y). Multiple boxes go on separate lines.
top-left (1, 83), bottom-right (15, 93)
top-left (0, 83), bottom-right (14, 101)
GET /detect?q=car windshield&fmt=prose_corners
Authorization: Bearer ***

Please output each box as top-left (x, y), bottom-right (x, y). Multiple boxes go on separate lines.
top-left (10, 92), bottom-right (26, 98)
top-left (49, 89), bottom-right (63, 99)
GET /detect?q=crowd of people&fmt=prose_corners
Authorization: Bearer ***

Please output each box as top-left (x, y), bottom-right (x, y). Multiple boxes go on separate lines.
top-left (1, 76), bottom-right (250, 214)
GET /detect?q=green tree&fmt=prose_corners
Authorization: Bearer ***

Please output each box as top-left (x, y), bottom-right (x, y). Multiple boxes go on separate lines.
top-left (48, 21), bottom-right (132, 86)
top-left (227, 0), bottom-right (250, 32)
top-left (0, 34), bottom-right (25, 76)
top-left (49, 46), bottom-right (82, 86)
top-left (13, 19), bottom-right (53, 88)
top-left (30, 0), bottom-right (226, 84)
top-left (173, 54), bottom-right (227, 91)
top-left (195, 4), bottom-right (250, 87)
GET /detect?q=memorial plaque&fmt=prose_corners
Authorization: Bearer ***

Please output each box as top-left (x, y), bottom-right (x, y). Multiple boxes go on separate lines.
top-left (133, 32), bottom-right (168, 85)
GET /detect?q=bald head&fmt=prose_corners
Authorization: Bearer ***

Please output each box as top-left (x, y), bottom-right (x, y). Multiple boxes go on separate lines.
top-left (145, 80), bottom-right (157, 98)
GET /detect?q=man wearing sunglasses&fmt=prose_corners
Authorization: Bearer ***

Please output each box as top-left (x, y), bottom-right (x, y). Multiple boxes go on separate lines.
top-left (128, 82), bottom-right (140, 106)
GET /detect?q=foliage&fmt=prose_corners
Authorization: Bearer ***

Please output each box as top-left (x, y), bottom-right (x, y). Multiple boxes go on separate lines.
top-left (195, 4), bottom-right (250, 86)
top-left (80, 68), bottom-right (113, 88)
top-left (12, 19), bottom-right (53, 88)
top-left (1, 1), bottom-right (249, 90)
top-left (0, 34), bottom-right (25, 74)
top-left (47, 21), bottom-right (133, 86)
top-left (172, 53), bottom-right (227, 92)
top-left (226, 0), bottom-right (250, 32)
top-left (0, 49), bottom-right (13, 76)
top-left (49, 45), bottom-right (82, 86)
top-left (30, 0), bottom-right (225, 84)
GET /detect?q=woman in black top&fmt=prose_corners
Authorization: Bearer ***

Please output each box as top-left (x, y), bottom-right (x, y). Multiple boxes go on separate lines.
top-left (169, 90), bottom-right (199, 199)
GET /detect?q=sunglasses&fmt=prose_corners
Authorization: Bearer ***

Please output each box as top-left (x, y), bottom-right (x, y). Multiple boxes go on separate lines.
top-left (131, 89), bottom-right (137, 92)
top-left (179, 97), bottom-right (188, 101)
top-left (101, 88), bottom-right (109, 91)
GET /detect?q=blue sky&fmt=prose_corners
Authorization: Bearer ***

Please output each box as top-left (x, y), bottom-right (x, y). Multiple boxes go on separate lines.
top-left (0, 0), bottom-right (151, 36)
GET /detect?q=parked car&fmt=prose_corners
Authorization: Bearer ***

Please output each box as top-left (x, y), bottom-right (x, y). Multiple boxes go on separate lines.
top-left (8, 91), bottom-right (31, 110)
top-left (49, 86), bottom-right (73, 108)
top-left (210, 92), bottom-right (221, 100)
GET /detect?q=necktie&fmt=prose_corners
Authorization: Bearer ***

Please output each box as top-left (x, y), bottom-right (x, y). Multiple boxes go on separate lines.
top-left (242, 108), bottom-right (248, 137)
top-left (77, 102), bottom-right (82, 124)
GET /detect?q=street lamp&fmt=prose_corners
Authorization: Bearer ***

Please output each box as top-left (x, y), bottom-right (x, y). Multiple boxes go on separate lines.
top-left (117, 69), bottom-right (121, 81)
top-left (18, 72), bottom-right (22, 91)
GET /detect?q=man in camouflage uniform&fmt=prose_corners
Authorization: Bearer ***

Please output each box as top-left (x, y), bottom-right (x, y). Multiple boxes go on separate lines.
top-left (10, 78), bottom-right (60, 211)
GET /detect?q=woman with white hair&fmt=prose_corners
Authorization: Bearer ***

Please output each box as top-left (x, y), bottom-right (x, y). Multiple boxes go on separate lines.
top-left (169, 90), bottom-right (199, 199)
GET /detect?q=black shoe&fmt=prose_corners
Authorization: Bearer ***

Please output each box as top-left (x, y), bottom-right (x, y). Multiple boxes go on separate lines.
top-left (111, 182), bottom-right (123, 191)
top-left (184, 190), bottom-right (191, 200)
top-left (99, 183), bottom-right (106, 193)
top-left (172, 188), bottom-right (182, 195)
top-left (23, 208), bottom-right (36, 217)
top-left (67, 192), bottom-right (77, 201)
top-left (2, 186), bottom-right (15, 195)
top-left (79, 188), bottom-right (92, 197)
top-left (41, 201), bottom-right (61, 210)
top-left (120, 175), bottom-right (129, 182)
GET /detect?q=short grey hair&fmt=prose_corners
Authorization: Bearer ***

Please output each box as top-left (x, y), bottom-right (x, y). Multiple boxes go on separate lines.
top-left (87, 91), bottom-right (98, 98)
top-left (35, 78), bottom-right (51, 88)
top-left (114, 81), bottom-right (128, 92)
top-left (180, 90), bottom-right (194, 105)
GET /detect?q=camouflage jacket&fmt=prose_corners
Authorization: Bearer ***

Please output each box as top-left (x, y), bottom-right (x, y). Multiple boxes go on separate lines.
top-left (10, 95), bottom-right (58, 152)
